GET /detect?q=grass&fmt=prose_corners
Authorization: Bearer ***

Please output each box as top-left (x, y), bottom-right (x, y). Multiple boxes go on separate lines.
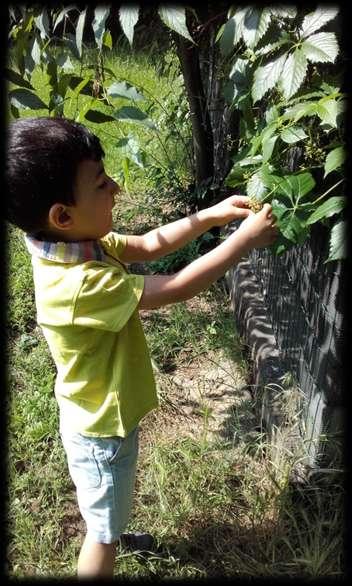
top-left (142, 283), bottom-right (245, 373)
top-left (6, 42), bottom-right (344, 579)
top-left (6, 225), bottom-right (36, 334)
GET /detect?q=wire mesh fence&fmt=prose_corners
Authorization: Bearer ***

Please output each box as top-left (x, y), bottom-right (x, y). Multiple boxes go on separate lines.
top-left (228, 222), bottom-right (345, 466)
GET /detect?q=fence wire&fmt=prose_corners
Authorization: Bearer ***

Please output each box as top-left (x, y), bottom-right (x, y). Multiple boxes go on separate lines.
top-left (246, 223), bottom-right (344, 460)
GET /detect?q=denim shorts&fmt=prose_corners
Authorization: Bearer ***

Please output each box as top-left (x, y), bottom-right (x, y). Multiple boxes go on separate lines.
top-left (60, 426), bottom-right (139, 544)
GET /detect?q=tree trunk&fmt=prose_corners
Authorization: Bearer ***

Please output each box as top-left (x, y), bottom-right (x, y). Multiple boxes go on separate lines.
top-left (174, 6), bottom-right (239, 208)
top-left (196, 5), bottom-right (240, 200)
top-left (174, 34), bottom-right (214, 196)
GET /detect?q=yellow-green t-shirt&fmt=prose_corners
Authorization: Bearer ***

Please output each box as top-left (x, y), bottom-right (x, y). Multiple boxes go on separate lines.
top-left (25, 231), bottom-right (158, 437)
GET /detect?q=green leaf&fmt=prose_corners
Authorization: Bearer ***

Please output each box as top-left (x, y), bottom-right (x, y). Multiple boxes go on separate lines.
top-left (301, 32), bottom-right (339, 64)
top-left (256, 37), bottom-right (291, 57)
top-left (92, 6), bottom-right (110, 50)
top-left (300, 7), bottom-right (339, 39)
top-left (250, 134), bottom-right (265, 156)
top-left (224, 165), bottom-right (245, 188)
top-left (269, 172), bottom-right (315, 202)
top-left (69, 75), bottom-right (91, 100)
top-left (316, 99), bottom-right (345, 128)
top-left (306, 196), bottom-right (346, 225)
top-left (265, 105), bottom-right (280, 124)
top-left (84, 109), bottom-right (116, 123)
top-left (326, 220), bottom-right (346, 262)
top-left (252, 53), bottom-right (286, 103)
top-left (219, 18), bottom-right (235, 55)
top-left (238, 154), bottom-right (263, 167)
top-left (69, 75), bottom-right (94, 96)
top-left (257, 121), bottom-right (275, 144)
top-left (10, 104), bottom-right (20, 119)
top-left (115, 136), bottom-right (145, 168)
top-left (103, 30), bottom-right (113, 50)
top-left (57, 73), bottom-right (72, 99)
top-left (75, 101), bottom-right (95, 123)
top-left (121, 156), bottom-right (130, 191)
top-left (282, 101), bottom-right (318, 122)
top-left (271, 199), bottom-right (291, 223)
top-left (279, 48), bottom-right (307, 100)
top-left (21, 52), bottom-right (35, 77)
top-left (119, 5), bottom-right (140, 47)
top-left (287, 90), bottom-right (326, 104)
top-left (46, 61), bottom-right (58, 88)
top-left (270, 7), bottom-right (297, 19)
top-left (56, 53), bottom-right (74, 71)
top-left (242, 8), bottom-right (260, 48)
top-left (287, 173), bottom-right (316, 200)
top-left (215, 23), bottom-right (225, 43)
top-left (113, 106), bottom-right (156, 129)
top-left (62, 32), bottom-right (80, 61)
top-left (282, 214), bottom-right (306, 243)
top-left (229, 58), bottom-right (249, 103)
top-left (107, 81), bottom-right (144, 101)
top-left (49, 93), bottom-right (65, 115)
top-left (242, 8), bottom-right (271, 49)
top-left (271, 199), bottom-right (309, 245)
top-left (263, 134), bottom-right (278, 162)
top-left (4, 68), bottom-right (34, 90)
top-left (280, 126), bottom-right (308, 144)
top-left (324, 146), bottom-right (346, 177)
top-left (9, 88), bottom-right (47, 110)
top-left (158, 6), bottom-right (193, 43)
top-left (246, 171), bottom-right (268, 199)
top-left (31, 36), bottom-right (41, 66)
top-left (35, 9), bottom-right (50, 39)
top-left (232, 8), bottom-right (248, 45)
top-left (53, 6), bottom-right (77, 31)
top-left (76, 8), bottom-right (87, 57)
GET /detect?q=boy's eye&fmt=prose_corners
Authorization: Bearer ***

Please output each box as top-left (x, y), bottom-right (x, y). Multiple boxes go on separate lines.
top-left (98, 180), bottom-right (107, 189)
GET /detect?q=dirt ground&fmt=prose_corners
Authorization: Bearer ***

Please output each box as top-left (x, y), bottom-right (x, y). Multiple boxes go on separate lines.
top-left (138, 289), bottom-right (256, 447)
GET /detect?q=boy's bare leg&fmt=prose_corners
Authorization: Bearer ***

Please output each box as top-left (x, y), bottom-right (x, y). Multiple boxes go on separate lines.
top-left (77, 534), bottom-right (117, 577)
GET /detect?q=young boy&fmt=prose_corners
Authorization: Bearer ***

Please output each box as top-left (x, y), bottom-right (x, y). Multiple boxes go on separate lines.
top-left (6, 116), bottom-right (277, 577)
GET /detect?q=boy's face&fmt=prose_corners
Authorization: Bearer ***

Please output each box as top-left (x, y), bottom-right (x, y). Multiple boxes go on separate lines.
top-left (68, 159), bottom-right (119, 240)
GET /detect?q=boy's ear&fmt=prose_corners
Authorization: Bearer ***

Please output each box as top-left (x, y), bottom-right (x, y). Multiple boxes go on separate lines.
top-left (48, 203), bottom-right (74, 231)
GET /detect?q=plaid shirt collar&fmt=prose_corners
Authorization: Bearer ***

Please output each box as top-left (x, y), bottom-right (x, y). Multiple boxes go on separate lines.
top-left (24, 234), bottom-right (104, 263)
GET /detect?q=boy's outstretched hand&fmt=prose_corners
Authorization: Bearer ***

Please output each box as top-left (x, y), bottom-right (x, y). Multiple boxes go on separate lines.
top-left (208, 195), bottom-right (251, 227)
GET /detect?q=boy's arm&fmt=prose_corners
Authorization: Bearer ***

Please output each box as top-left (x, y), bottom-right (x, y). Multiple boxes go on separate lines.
top-left (119, 195), bottom-right (250, 263)
top-left (139, 204), bottom-right (277, 309)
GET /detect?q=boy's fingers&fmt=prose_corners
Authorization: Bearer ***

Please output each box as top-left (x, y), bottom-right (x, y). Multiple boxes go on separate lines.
top-left (262, 203), bottom-right (273, 216)
top-left (234, 195), bottom-right (249, 201)
top-left (227, 194), bottom-right (248, 207)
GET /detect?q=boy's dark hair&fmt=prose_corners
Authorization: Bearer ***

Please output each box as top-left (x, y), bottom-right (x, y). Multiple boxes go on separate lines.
top-left (5, 116), bottom-right (105, 234)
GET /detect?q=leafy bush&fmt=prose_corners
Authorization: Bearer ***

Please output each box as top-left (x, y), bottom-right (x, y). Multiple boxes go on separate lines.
top-left (217, 6), bottom-right (346, 261)
top-left (6, 6), bottom-right (193, 198)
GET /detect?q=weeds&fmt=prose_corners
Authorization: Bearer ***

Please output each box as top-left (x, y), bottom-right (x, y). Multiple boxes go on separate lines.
top-left (143, 283), bottom-right (244, 372)
top-left (128, 402), bottom-right (344, 578)
top-left (6, 225), bottom-right (36, 334)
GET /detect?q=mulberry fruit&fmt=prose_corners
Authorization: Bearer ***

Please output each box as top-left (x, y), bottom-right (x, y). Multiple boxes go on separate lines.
top-left (248, 197), bottom-right (263, 213)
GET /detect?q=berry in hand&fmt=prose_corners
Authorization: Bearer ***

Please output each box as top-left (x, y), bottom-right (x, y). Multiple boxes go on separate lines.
top-left (248, 197), bottom-right (263, 213)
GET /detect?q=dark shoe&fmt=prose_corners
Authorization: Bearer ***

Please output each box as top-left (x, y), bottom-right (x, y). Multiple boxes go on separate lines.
top-left (119, 531), bottom-right (155, 552)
